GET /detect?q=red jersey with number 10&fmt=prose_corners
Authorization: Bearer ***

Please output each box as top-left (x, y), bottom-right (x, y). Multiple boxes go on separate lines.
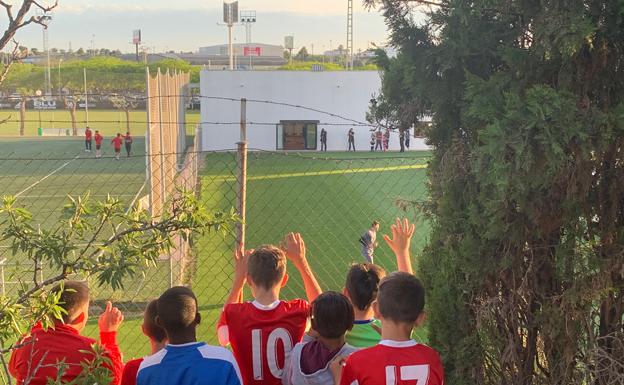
top-left (340, 340), bottom-right (444, 385)
top-left (218, 299), bottom-right (310, 385)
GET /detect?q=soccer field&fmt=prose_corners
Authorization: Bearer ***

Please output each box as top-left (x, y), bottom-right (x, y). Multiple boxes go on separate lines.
top-left (0, 138), bottom-right (431, 360)
top-left (0, 109), bottom-right (201, 137)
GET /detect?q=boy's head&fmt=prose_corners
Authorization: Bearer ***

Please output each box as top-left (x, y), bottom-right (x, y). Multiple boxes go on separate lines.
top-left (311, 291), bottom-right (354, 339)
top-left (126, 132), bottom-right (130, 135)
top-left (156, 286), bottom-right (200, 338)
top-left (50, 280), bottom-right (90, 330)
top-left (117, 133), bottom-right (121, 137)
top-left (142, 299), bottom-right (167, 343)
top-left (344, 263), bottom-right (386, 311)
top-left (374, 272), bottom-right (426, 326)
top-left (95, 130), bottom-right (99, 134)
top-left (371, 221), bottom-right (380, 231)
top-left (247, 245), bottom-right (288, 292)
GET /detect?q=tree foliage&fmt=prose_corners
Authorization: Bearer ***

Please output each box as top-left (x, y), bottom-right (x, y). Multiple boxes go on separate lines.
top-left (367, 0), bottom-right (624, 384)
top-left (0, 192), bottom-right (238, 383)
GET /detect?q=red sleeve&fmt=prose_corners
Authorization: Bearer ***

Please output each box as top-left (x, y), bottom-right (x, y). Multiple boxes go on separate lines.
top-left (120, 358), bottom-right (142, 385)
top-left (339, 355), bottom-right (357, 385)
top-left (100, 331), bottom-right (124, 385)
top-left (430, 350), bottom-right (445, 385)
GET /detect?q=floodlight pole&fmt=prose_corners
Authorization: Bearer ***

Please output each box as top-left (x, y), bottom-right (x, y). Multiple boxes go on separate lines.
top-left (83, 68), bottom-right (89, 126)
top-left (228, 23), bottom-right (234, 70)
top-left (236, 98), bottom-right (247, 251)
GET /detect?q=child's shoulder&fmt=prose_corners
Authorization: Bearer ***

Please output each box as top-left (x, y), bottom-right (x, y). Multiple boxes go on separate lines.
top-left (281, 298), bottom-right (310, 310)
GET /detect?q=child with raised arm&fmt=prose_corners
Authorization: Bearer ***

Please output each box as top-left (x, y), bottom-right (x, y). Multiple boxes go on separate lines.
top-left (334, 272), bottom-right (444, 385)
top-left (136, 287), bottom-right (241, 385)
top-left (282, 291), bottom-right (357, 385)
top-left (345, 218), bottom-right (416, 348)
top-left (218, 232), bottom-right (323, 385)
top-left (9, 281), bottom-right (124, 385)
top-left (120, 300), bottom-right (167, 385)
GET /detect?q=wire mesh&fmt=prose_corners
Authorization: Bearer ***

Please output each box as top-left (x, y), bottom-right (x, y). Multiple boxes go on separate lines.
top-left (0, 141), bottom-right (431, 360)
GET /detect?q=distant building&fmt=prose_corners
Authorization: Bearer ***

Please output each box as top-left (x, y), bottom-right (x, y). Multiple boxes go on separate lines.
top-left (198, 43), bottom-right (283, 58)
top-left (200, 71), bottom-right (430, 152)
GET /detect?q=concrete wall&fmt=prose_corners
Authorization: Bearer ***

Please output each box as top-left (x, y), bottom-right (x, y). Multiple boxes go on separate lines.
top-left (200, 70), bottom-right (430, 151)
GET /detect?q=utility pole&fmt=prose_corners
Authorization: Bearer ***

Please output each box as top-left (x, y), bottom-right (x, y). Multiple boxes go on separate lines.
top-left (83, 68), bottom-right (89, 126)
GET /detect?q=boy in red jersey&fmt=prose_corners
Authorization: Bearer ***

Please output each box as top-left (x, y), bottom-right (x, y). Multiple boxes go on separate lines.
top-left (9, 281), bottom-right (124, 385)
top-left (218, 233), bottom-right (323, 385)
top-left (120, 300), bottom-right (167, 385)
top-left (111, 133), bottom-right (123, 160)
top-left (333, 272), bottom-right (444, 385)
top-left (85, 126), bottom-right (93, 152)
top-left (94, 130), bottom-right (104, 158)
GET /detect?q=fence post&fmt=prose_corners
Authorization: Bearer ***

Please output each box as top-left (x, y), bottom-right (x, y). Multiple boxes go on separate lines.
top-left (236, 98), bottom-right (248, 251)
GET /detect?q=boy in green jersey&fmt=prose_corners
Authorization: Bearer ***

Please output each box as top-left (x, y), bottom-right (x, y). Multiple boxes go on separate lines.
top-left (344, 218), bottom-right (416, 348)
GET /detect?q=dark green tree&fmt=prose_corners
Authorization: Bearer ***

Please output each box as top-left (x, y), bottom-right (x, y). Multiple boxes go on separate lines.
top-left (366, 0), bottom-right (624, 384)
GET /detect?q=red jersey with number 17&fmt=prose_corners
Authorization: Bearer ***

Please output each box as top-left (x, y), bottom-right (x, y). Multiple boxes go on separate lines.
top-left (218, 299), bottom-right (310, 385)
top-left (340, 340), bottom-right (444, 385)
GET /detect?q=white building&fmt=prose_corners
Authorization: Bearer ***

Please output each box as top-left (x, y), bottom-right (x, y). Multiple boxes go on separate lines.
top-left (200, 70), bottom-right (429, 152)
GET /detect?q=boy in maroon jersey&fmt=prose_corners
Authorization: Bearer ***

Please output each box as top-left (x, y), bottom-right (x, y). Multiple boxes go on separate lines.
top-left (333, 272), bottom-right (444, 385)
top-left (111, 133), bottom-right (123, 160)
top-left (85, 126), bottom-right (93, 152)
top-left (120, 300), bottom-right (167, 385)
top-left (94, 130), bottom-right (104, 158)
top-left (218, 233), bottom-right (323, 385)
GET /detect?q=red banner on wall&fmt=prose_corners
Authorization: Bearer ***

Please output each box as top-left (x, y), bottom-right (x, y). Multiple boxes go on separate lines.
top-left (244, 47), bottom-right (262, 56)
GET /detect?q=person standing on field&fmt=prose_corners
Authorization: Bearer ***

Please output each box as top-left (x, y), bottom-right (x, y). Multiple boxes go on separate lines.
top-left (383, 129), bottom-right (390, 152)
top-left (348, 128), bottom-right (356, 151)
top-left (124, 132), bottom-right (133, 157)
top-left (320, 128), bottom-right (327, 151)
top-left (359, 221), bottom-right (380, 264)
top-left (405, 127), bottom-right (410, 149)
top-left (94, 130), bottom-right (104, 158)
top-left (85, 126), bottom-right (92, 152)
top-left (375, 130), bottom-right (383, 151)
top-left (111, 133), bottom-right (123, 160)
top-left (370, 132), bottom-right (376, 152)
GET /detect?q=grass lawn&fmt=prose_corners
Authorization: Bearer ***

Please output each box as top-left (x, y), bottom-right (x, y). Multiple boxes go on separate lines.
top-left (0, 109), bottom-right (201, 137)
top-left (194, 150), bottom-right (431, 346)
top-left (0, 140), bottom-right (431, 360)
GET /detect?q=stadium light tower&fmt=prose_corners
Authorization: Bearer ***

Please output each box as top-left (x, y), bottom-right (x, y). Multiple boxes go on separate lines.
top-left (346, 0), bottom-right (354, 70)
top-left (241, 10), bottom-right (256, 70)
top-left (223, 1), bottom-right (239, 70)
top-left (38, 10), bottom-right (53, 95)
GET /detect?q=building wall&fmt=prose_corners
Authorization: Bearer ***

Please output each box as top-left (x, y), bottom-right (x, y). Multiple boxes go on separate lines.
top-left (199, 44), bottom-right (284, 58)
top-left (200, 70), bottom-right (430, 151)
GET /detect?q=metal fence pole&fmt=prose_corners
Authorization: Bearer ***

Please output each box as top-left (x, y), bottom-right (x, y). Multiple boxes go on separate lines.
top-left (237, 98), bottom-right (248, 251)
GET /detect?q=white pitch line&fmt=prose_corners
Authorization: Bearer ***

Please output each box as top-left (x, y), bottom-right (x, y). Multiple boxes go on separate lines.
top-left (15, 155), bottom-right (80, 198)
top-left (17, 194), bottom-right (137, 199)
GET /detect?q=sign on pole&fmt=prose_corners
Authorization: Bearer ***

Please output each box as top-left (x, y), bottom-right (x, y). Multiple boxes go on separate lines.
top-left (284, 36), bottom-right (294, 50)
top-left (132, 29), bottom-right (142, 45)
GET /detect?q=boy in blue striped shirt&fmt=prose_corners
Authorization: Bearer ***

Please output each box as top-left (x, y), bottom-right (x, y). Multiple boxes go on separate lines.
top-left (137, 287), bottom-right (242, 385)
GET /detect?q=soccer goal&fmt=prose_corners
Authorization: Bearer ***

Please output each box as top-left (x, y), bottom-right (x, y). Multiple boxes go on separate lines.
top-left (39, 128), bottom-right (87, 136)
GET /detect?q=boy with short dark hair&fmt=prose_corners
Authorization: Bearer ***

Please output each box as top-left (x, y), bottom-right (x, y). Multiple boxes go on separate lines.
top-left (9, 280), bottom-right (124, 385)
top-left (218, 233), bottom-right (323, 385)
top-left (336, 272), bottom-right (444, 385)
top-left (124, 132), bottom-right (133, 157)
top-left (85, 126), bottom-right (92, 152)
top-left (282, 291), bottom-right (357, 385)
top-left (121, 300), bottom-right (167, 385)
top-left (136, 286), bottom-right (241, 385)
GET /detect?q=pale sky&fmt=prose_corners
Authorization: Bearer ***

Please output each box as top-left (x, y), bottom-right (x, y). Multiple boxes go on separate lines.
top-left (11, 0), bottom-right (390, 54)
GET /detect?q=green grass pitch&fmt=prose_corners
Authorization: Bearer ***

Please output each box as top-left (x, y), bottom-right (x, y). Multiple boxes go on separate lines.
top-left (0, 136), bottom-right (431, 360)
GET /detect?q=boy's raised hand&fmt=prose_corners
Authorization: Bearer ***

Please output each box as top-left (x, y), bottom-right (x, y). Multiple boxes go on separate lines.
top-left (383, 218), bottom-right (416, 274)
top-left (233, 246), bottom-right (253, 283)
top-left (98, 301), bottom-right (124, 332)
top-left (283, 232), bottom-right (308, 269)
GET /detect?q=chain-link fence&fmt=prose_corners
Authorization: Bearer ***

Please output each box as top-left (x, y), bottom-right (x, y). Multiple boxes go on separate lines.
top-left (0, 136), bottom-right (430, 360)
